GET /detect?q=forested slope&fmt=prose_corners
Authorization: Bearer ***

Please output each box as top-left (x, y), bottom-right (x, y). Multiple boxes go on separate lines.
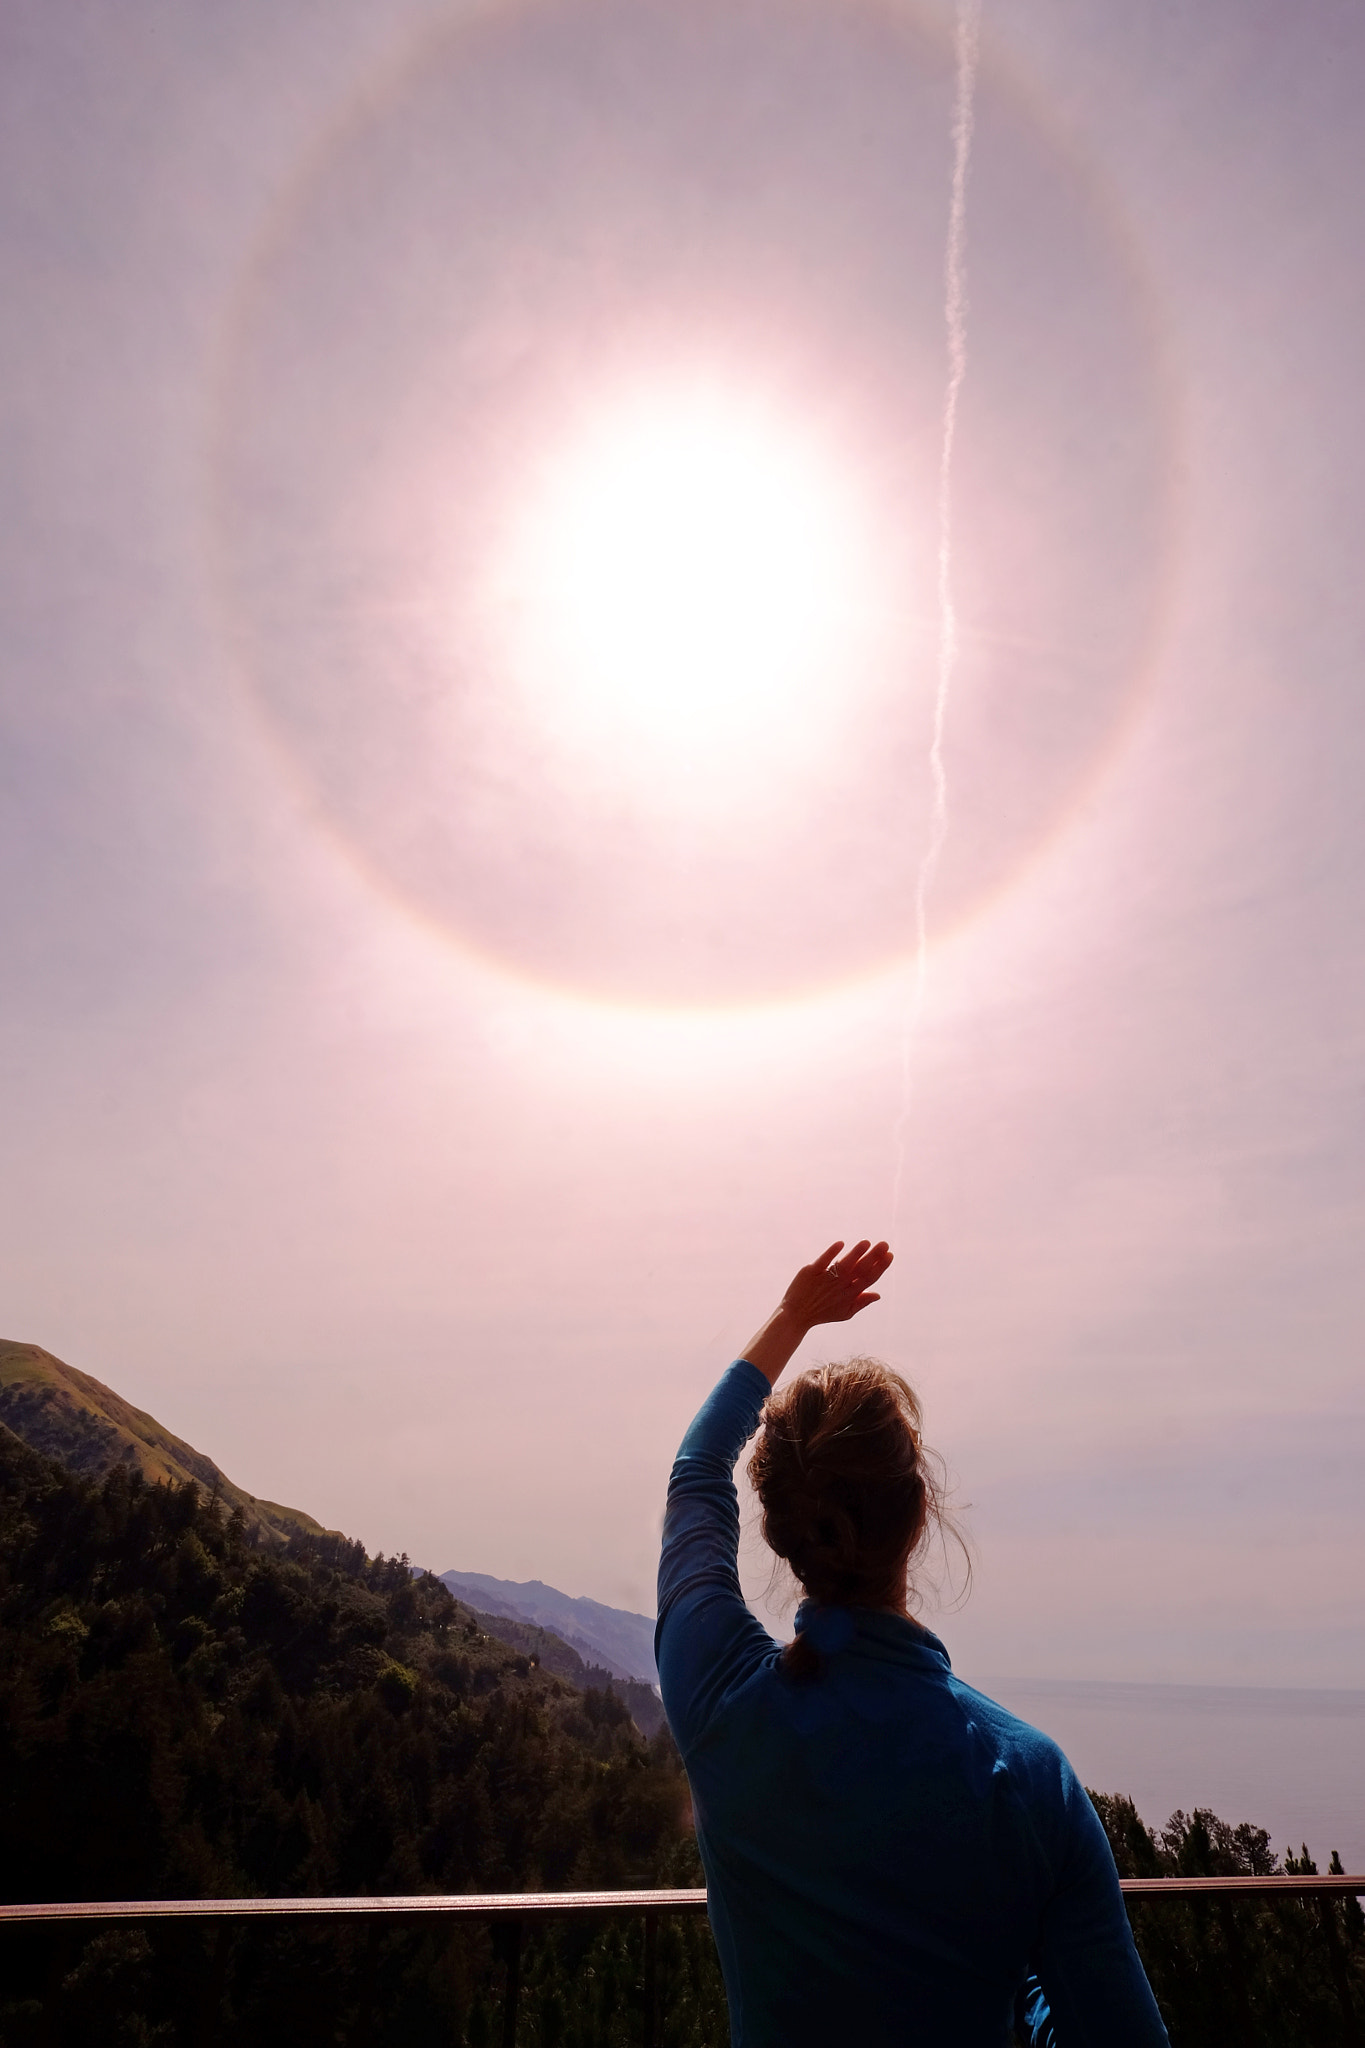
top-left (459, 1602), bottom-right (665, 1737)
top-left (0, 1421), bottom-right (723, 2044)
top-left (0, 1340), bottom-right (664, 1735)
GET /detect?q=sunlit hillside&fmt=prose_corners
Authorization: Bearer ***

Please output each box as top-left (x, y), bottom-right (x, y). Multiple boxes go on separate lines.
top-left (0, 1340), bottom-right (328, 1547)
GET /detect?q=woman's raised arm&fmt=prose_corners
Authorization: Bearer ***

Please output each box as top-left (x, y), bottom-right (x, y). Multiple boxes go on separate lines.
top-left (739, 1239), bottom-right (893, 1387)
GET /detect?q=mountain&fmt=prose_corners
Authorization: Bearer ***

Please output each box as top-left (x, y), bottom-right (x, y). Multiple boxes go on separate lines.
top-left (0, 1338), bottom-right (664, 1732)
top-left (0, 1338), bottom-right (662, 1722)
top-left (450, 1602), bottom-right (665, 1736)
top-left (439, 1569), bottom-right (658, 1686)
top-left (0, 1340), bottom-right (329, 1546)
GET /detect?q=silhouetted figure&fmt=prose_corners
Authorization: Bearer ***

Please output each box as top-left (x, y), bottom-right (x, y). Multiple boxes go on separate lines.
top-left (657, 1239), bottom-right (1169, 2046)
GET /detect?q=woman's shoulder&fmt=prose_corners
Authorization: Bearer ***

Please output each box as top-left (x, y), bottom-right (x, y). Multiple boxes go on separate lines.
top-left (944, 1676), bottom-right (1081, 1793)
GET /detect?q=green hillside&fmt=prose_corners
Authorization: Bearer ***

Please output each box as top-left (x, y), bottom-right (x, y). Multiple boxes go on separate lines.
top-left (465, 1604), bottom-right (665, 1736)
top-left (0, 1338), bottom-right (665, 1736)
top-left (0, 1340), bottom-right (328, 1545)
top-left (0, 1421), bottom-right (721, 2045)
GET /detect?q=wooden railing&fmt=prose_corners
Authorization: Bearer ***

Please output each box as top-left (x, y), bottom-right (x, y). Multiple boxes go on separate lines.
top-left (4, 1877), bottom-right (1362, 2046)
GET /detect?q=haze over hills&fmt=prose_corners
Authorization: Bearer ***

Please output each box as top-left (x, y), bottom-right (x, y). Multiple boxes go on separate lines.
top-left (0, 1341), bottom-right (329, 1546)
top-left (447, 1597), bottom-right (664, 1734)
top-left (439, 1570), bottom-right (658, 1686)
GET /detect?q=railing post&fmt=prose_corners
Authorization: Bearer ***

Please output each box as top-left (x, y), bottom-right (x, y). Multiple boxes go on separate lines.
top-left (500, 1916), bottom-right (523, 2048)
top-left (1315, 1895), bottom-right (1361, 2047)
top-left (355, 1919), bottom-right (380, 2047)
top-left (195, 1920), bottom-right (235, 2048)
top-left (1214, 1897), bottom-right (1257, 2048)
top-left (643, 1911), bottom-right (658, 2048)
top-left (41, 1922), bottom-right (75, 2048)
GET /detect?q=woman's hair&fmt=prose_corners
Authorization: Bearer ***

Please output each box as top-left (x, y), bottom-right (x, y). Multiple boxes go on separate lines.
top-left (748, 1357), bottom-right (956, 1679)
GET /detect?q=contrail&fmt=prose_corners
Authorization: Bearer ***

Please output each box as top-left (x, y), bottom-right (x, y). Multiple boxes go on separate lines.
top-left (891, 0), bottom-right (982, 1232)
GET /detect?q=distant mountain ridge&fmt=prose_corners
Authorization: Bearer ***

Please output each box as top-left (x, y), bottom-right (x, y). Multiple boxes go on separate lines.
top-left (439, 1570), bottom-right (658, 1686)
top-left (448, 1602), bottom-right (664, 1735)
top-left (0, 1341), bottom-right (330, 1547)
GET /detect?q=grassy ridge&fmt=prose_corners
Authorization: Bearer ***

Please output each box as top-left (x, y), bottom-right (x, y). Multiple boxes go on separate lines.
top-left (0, 1341), bottom-right (329, 1546)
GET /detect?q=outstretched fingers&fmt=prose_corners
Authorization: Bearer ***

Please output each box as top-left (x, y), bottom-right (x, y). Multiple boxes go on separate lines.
top-left (829, 1238), bottom-right (871, 1275)
top-left (796, 1239), bottom-right (894, 1321)
top-left (839, 1241), bottom-right (892, 1283)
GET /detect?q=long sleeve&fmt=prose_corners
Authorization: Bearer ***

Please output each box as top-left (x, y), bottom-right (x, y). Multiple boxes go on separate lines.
top-left (1022, 1771), bottom-right (1170, 2046)
top-left (655, 1360), bottom-right (778, 1755)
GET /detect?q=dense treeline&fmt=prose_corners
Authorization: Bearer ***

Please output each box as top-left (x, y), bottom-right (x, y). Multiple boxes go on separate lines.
top-left (0, 1422), bottom-right (723, 2044)
top-left (1089, 1794), bottom-right (1365, 2047)
top-left (2, 1420), bottom-right (1362, 2045)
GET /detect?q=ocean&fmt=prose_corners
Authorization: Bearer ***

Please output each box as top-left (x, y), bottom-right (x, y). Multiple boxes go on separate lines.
top-left (965, 1676), bottom-right (1365, 1876)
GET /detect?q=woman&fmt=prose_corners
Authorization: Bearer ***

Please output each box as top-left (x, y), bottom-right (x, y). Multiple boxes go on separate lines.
top-left (656, 1239), bottom-right (1169, 2047)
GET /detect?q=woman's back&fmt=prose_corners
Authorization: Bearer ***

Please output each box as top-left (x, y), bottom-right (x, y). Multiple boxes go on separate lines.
top-left (658, 1355), bottom-right (1169, 2047)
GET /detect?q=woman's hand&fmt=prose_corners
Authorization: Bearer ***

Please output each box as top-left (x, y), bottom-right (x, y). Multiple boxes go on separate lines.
top-left (740, 1240), bottom-right (894, 1387)
top-left (780, 1240), bottom-right (893, 1328)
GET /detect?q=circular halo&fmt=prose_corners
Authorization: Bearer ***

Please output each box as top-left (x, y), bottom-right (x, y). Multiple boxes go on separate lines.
top-left (213, 0), bottom-right (1178, 1010)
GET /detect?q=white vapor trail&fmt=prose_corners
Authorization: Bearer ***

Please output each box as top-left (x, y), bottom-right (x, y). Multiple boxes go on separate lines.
top-left (891, 0), bottom-right (982, 1234)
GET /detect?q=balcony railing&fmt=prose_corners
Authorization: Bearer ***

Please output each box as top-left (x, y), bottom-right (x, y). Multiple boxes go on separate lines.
top-left (4, 1877), bottom-right (1362, 2046)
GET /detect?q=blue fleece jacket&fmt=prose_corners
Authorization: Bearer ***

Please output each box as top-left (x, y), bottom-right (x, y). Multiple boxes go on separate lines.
top-left (656, 1360), bottom-right (1170, 2048)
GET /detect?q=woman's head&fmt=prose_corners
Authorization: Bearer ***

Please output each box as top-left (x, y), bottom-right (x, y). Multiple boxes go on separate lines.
top-left (748, 1357), bottom-right (950, 1672)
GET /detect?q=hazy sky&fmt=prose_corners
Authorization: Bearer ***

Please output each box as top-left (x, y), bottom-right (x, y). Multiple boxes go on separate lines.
top-left (3, 0), bottom-right (1363, 1688)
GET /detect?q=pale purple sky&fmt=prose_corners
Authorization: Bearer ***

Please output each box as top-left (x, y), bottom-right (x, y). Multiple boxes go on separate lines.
top-left (2, 0), bottom-right (1363, 1687)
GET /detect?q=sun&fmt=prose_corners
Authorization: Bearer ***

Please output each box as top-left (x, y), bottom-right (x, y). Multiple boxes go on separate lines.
top-left (484, 380), bottom-right (883, 817)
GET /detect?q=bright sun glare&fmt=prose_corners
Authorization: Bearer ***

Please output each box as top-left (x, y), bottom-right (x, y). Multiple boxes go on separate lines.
top-left (488, 385), bottom-right (883, 814)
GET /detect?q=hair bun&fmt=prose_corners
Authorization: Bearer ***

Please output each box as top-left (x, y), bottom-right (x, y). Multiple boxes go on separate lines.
top-left (749, 1356), bottom-right (951, 1677)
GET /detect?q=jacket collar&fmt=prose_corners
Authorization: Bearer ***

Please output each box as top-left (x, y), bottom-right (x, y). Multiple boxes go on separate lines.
top-left (794, 1599), bottom-right (952, 1673)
